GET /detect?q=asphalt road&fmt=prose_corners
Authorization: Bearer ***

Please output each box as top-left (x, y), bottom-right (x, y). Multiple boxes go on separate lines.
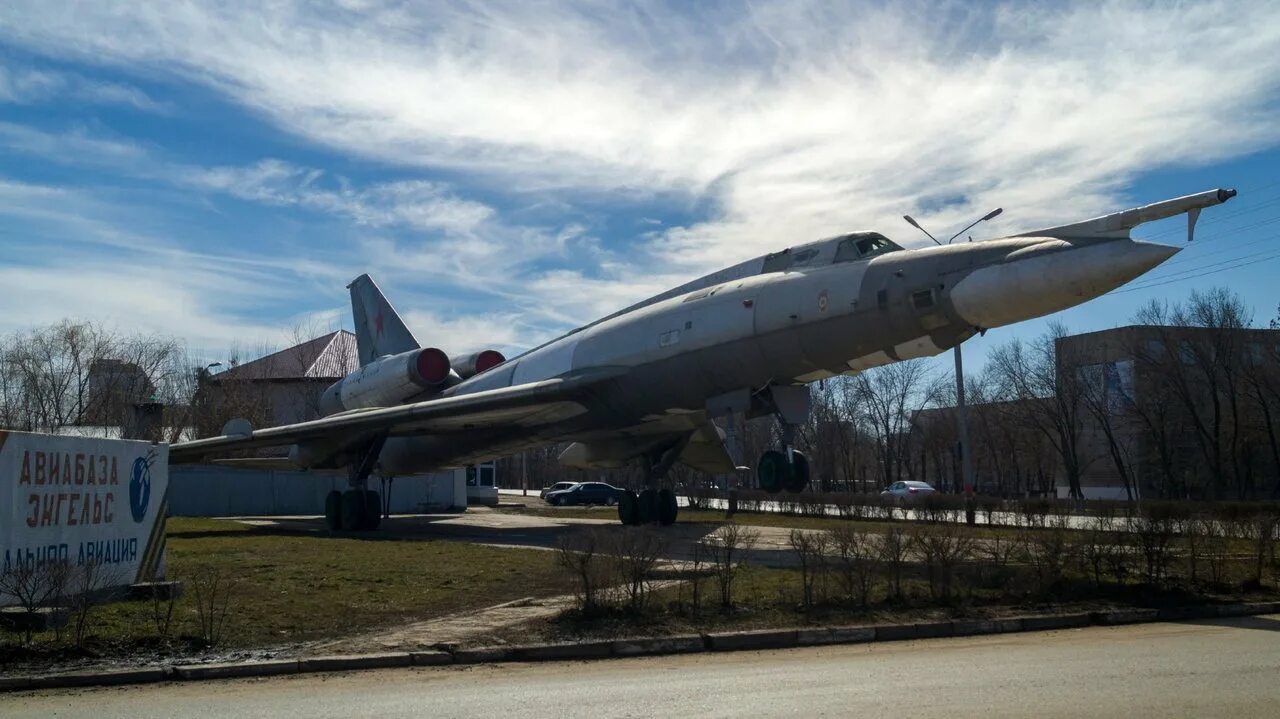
top-left (6, 616), bottom-right (1278, 718)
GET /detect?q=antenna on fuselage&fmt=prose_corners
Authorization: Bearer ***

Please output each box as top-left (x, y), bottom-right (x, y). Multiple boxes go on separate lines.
top-left (946, 207), bottom-right (1003, 245)
top-left (903, 215), bottom-right (941, 246)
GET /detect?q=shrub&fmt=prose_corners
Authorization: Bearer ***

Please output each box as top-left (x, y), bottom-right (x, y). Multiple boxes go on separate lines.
top-left (788, 529), bottom-right (828, 610)
top-left (879, 527), bottom-right (910, 599)
top-left (557, 528), bottom-right (610, 615)
top-left (826, 525), bottom-right (878, 609)
top-left (609, 528), bottom-right (667, 613)
top-left (67, 558), bottom-right (122, 648)
top-left (1132, 503), bottom-right (1178, 587)
top-left (911, 524), bottom-right (975, 602)
top-left (1077, 519), bottom-right (1120, 589)
top-left (1021, 518), bottom-right (1070, 594)
top-left (976, 496), bottom-right (1002, 527)
top-left (0, 559), bottom-right (70, 645)
top-left (684, 540), bottom-right (711, 615)
top-left (190, 565), bottom-right (237, 647)
top-left (705, 523), bottom-right (760, 610)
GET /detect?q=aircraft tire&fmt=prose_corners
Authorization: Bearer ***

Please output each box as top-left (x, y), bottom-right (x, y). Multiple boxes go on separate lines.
top-left (324, 490), bottom-right (342, 531)
top-left (341, 489), bottom-right (366, 531)
top-left (618, 490), bottom-right (639, 525)
top-left (783, 451), bottom-right (810, 494)
top-left (364, 490), bottom-right (382, 531)
top-left (657, 488), bottom-right (678, 526)
top-left (637, 489), bottom-right (659, 524)
top-left (757, 450), bottom-right (788, 494)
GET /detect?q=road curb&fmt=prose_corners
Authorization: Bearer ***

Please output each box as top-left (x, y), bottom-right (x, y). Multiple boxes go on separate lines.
top-left (706, 628), bottom-right (798, 651)
top-left (612, 634), bottom-right (707, 656)
top-left (172, 659), bottom-right (299, 681)
top-left (4, 602), bottom-right (1276, 692)
top-left (300, 653), bottom-right (412, 673)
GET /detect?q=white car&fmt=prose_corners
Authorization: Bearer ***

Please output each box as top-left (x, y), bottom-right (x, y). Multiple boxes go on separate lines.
top-left (880, 481), bottom-right (937, 502)
top-left (540, 481), bottom-right (579, 500)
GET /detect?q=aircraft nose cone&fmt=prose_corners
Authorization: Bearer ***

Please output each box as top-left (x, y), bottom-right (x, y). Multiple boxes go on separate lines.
top-left (949, 239), bottom-right (1180, 329)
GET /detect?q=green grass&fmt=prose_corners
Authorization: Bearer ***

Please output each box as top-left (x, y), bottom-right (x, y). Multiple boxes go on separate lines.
top-left (5, 517), bottom-right (566, 660)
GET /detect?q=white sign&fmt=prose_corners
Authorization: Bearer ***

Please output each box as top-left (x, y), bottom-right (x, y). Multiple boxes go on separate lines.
top-left (0, 431), bottom-right (168, 605)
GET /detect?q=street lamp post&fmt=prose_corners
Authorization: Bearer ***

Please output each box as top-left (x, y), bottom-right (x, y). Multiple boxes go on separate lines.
top-left (903, 208), bottom-right (1003, 527)
top-left (954, 344), bottom-right (976, 525)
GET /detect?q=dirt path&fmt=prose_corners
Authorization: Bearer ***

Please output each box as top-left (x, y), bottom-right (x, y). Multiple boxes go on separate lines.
top-left (305, 594), bottom-right (579, 654)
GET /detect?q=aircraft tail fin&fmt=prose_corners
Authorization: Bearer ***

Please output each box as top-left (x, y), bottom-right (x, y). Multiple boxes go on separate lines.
top-left (348, 274), bottom-right (420, 366)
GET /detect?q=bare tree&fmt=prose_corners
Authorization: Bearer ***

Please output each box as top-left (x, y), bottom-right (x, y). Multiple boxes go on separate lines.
top-left (988, 323), bottom-right (1090, 499)
top-left (1133, 289), bottom-right (1255, 498)
top-left (852, 360), bottom-right (941, 489)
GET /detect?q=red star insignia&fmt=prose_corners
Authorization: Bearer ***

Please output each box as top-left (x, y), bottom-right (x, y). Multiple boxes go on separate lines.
top-left (374, 308), bottom-right (385, 337)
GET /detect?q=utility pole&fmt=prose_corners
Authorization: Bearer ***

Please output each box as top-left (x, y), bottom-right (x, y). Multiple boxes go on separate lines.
top-left (955, 343), bottom-right (976, 525)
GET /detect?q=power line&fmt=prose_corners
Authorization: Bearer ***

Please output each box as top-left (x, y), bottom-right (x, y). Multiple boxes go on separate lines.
top-left (1108, 250), bottom-right (1280, 294)
top-left (1123, 247), bottom-right (1279, 289)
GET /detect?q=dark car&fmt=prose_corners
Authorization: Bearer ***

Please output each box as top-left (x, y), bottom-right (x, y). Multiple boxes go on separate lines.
top-left (544, 482), bottom-right (625, 507)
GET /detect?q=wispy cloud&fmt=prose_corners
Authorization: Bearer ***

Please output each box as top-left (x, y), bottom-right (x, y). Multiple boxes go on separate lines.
top-left (186, 159), bottom-right (495, 234)
top-left (0, 63), bottom-right (170, 112)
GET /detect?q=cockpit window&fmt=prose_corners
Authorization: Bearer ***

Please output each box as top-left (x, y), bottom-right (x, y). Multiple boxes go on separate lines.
top-left (791, 248), bottom-right (820, 265)
top-left (833, 233), bottom-right (901, 263)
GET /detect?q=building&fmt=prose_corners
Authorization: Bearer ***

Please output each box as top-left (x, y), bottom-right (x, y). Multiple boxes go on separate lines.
top-left (173, 330), bottom-right (472, 515)
top-left (200, 330), bottom-right (359, 432)
top-left (1057, 324), bottom-right (1280, 500)
top-left (916, 324), bottom-right (1280, 500)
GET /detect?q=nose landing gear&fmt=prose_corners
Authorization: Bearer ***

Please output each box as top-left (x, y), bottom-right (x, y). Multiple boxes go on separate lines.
top-left (755, 384), bottom-right (812, 494)
top-left (756, 448), bottom-right (810, 494)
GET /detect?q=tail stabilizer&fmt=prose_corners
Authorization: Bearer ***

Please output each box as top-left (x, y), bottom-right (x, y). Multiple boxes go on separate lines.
top-left (348, 274), bottom-right (419, 366)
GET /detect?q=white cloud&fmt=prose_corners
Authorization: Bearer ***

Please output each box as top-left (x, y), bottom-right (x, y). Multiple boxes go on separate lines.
top-left (401, 308), bottom-right (532, 356)
top-left (0, 63), bottom-right (170, 112)
top-left (186, 159), bottom-right (494, 234)
top-left (2, 0), bottom-right (1279, 351)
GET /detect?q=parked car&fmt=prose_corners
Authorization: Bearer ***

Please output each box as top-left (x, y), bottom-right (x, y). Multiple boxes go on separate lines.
top-left (880, 481), bottom-right (937, 502)
top-left (544, 482), bottom-right (626, 507)
top-left (540, 481), bottom-right (578, 500)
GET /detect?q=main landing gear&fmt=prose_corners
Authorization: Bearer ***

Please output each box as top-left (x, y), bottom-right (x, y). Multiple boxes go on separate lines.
top-left (755, 384), bottom-right (811, 495)
top-left (324, 436), bottom-right (386, 532)
top-left (618, 438), bottom-right (685, 526)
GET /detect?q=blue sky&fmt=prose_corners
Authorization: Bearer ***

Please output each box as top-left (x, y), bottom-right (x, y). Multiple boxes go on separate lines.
top-left (0, 1), bottom-right (1278, 375)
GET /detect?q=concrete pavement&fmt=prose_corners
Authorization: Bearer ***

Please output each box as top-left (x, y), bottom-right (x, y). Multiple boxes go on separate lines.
top-left (5, 615), bottom-right (1278, 718)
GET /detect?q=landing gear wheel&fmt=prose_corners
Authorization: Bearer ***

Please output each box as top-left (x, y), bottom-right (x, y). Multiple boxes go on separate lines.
top-left (364, 490), bottom-right (382, 531)
top-left (783, 450), bottom-right (810, 494)
top-left (324, 490), bottom-right (343, 531)
top-left (618, 490), bottom-right (639, 525)
top-left (757, 450), bottom-right (788, 494)
top-left (340, 489), bottom-right (367, 531)
top-left (657, 488), bottom-right (678, 526)
top-left (637, 489), bottom-right (659, 524)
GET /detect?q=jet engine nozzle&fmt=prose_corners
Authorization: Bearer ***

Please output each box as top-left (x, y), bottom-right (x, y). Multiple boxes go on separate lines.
top-left (949, 238), bottom-right (1179, 329)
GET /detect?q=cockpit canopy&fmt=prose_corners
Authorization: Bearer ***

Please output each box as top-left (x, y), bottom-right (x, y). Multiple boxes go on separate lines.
top-left (762, 232), bottom-right (902, 273)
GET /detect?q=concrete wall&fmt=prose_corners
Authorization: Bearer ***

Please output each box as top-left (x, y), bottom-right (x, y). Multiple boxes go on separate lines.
top-left (169, 464), bottom-right (465, 516)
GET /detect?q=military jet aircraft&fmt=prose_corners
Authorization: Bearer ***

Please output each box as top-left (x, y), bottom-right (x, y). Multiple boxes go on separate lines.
top-left (171, 187), bottom-right (1235, 530)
